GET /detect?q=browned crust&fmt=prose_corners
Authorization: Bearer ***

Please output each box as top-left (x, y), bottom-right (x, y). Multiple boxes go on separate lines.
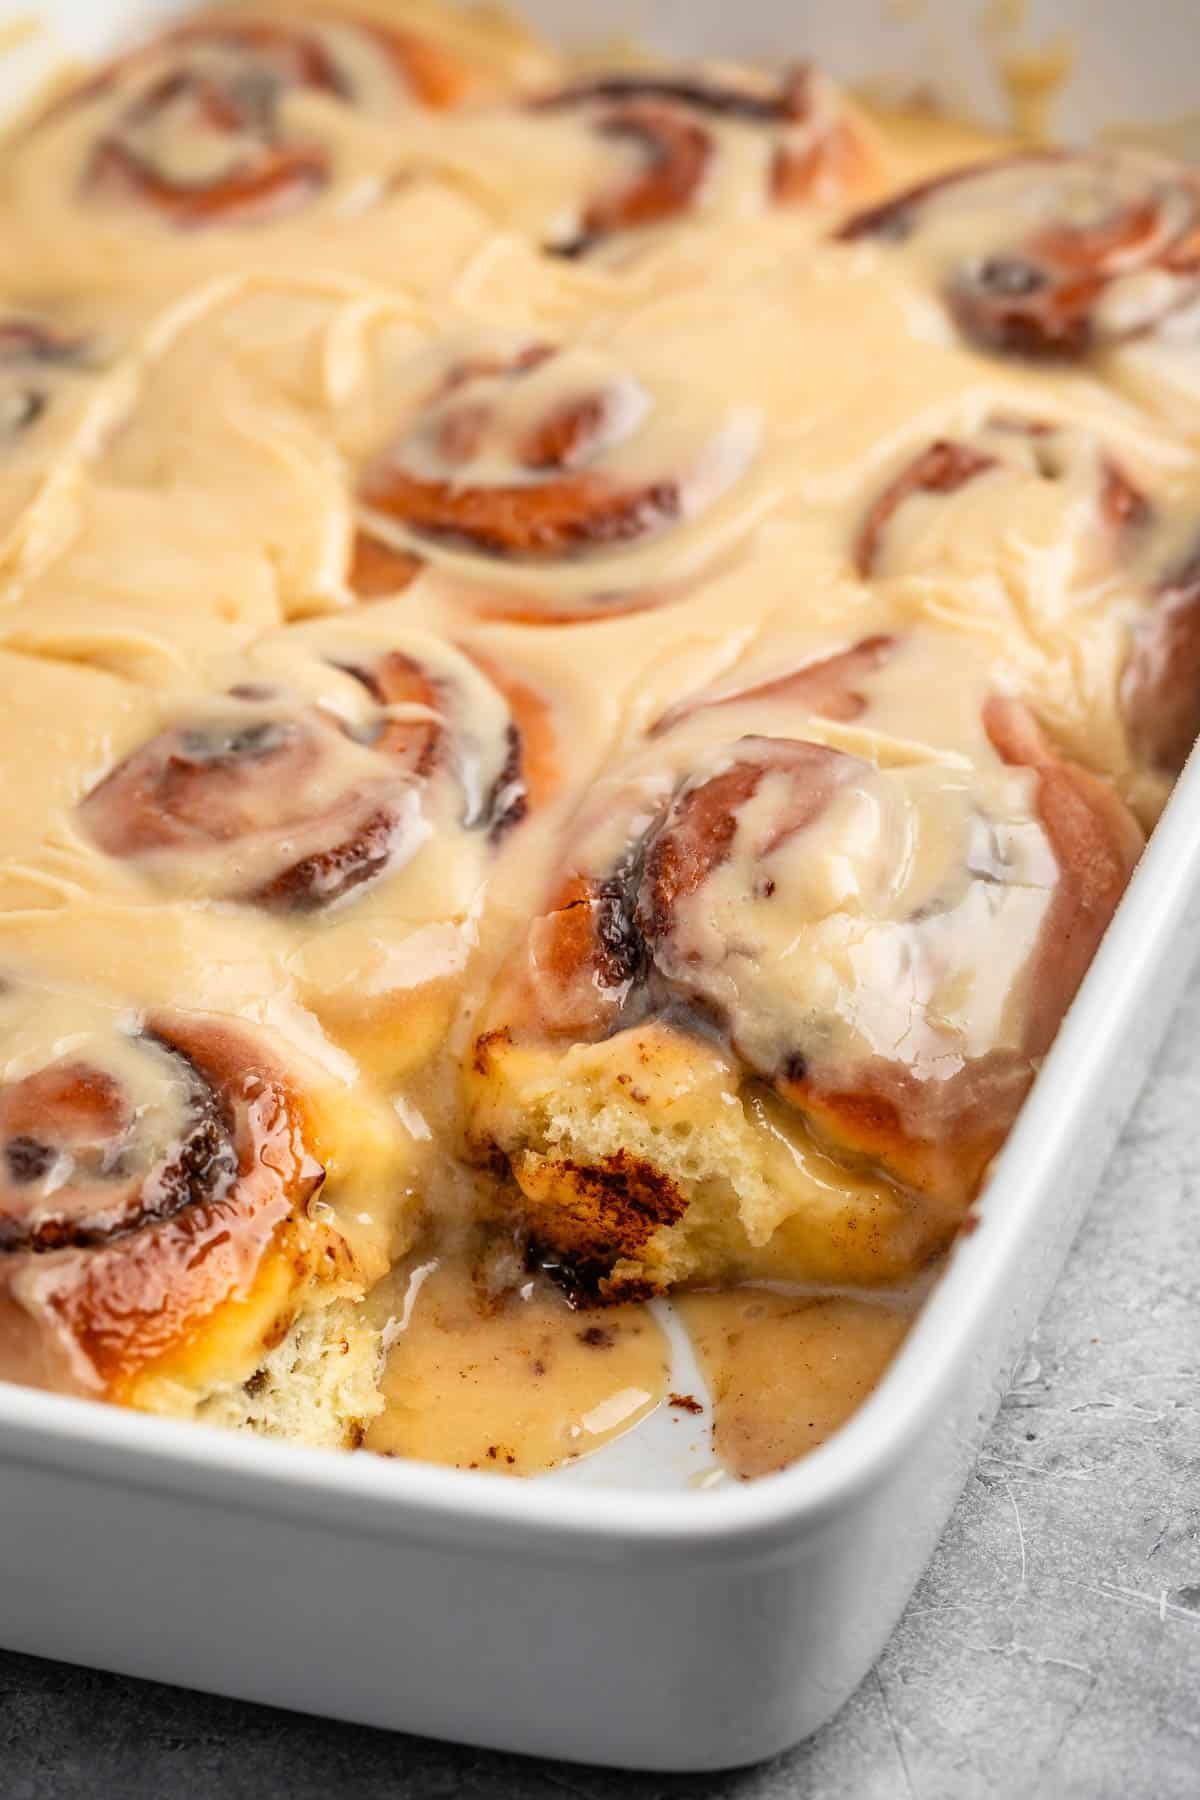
top-left (0, 1014), bottom-right (333, 1402)
top-left (0, 1051), bottom-right (233, 1253)
top-left (775, 1062), bottom-right (1020, 1216)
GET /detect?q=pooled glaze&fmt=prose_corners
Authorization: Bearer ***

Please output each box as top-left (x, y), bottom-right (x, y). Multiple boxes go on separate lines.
top-left (366, 1256), bottom-right (669, 1474)
top-left (678, 1288), bottom-right (914, 1480)
top-left (0, 0), bottom-right (1190, 1477)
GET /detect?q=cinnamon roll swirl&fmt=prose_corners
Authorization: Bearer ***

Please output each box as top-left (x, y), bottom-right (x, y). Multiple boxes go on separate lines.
top-left (855, 417), bottom-right (1150, 580)
top-left (839, 150), bottom-right (1200, 365)
top-left (529, 64), bottom-right (879, 257)
top-left (356, 338), bottom-right (759, 580)
top-left (40, 10), bottom-right (479, 230)
top-left (77, 629), bottom-right (540, 910)
top-left (853, 419), bottom-right (1200, 778)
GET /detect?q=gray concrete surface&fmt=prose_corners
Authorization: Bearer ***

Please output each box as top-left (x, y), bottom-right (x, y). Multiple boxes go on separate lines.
top-left (3, 977), bottom-right (1200, 1800)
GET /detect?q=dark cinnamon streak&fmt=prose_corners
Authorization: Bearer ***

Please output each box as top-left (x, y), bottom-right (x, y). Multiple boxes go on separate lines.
top-left (0, 1038), bottom-right (236, 1255)
top-left (531, 74), bottom-right (806, 125)
top-left (249, 804), bottom-right (403, 912)
top-left (836, 152), bottom-right (1065, 243)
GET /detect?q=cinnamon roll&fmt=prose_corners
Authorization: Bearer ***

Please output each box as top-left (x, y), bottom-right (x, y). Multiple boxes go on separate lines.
top-left (854, 419), bottom-right (1200, 778)
top-left (466, 654), bottom-right (1142, 1295)
top-left (77, 629), bottom-right (538, 910)
top-left (839, 150), bottom-right (1200, 364)
top-left (0, 980), bottom-right (385, 1428)
top-left (357, 338), bottom-right (759, 577)
top-left (854, 416), bottom-right (1150, 580)
top-left (528, 64), bottom-right (879, 257)
top-left (41, 9), bottom-right (479, 230)
top-left (66, 623), bottom-right (561, 1088)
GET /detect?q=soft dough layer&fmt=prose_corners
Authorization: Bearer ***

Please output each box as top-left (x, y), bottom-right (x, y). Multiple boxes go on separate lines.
top-left (469, 1021), bottom-right (947, 1293)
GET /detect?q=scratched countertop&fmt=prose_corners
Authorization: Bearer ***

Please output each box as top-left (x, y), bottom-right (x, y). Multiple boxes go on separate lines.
top-left (3, 976), bottom-right (1199, 1800)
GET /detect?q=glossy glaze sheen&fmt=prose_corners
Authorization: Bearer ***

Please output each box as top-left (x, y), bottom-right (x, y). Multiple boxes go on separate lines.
top-left (0, 0), bottom-right (1197, 1772)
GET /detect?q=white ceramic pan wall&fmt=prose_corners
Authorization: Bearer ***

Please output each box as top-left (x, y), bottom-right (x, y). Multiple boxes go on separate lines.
top-left (0, 0), bottom-right (1195, 1772)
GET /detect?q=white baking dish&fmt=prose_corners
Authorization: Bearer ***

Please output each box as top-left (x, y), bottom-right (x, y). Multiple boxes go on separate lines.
top-left (0, 0), bottom-right (1196, 1772)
